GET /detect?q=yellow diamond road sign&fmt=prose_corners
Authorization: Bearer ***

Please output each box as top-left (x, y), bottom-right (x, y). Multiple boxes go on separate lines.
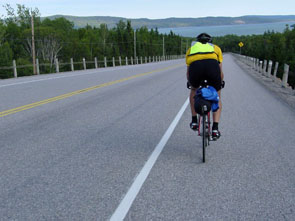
top-left (239, 42), bottom-right (244, 47)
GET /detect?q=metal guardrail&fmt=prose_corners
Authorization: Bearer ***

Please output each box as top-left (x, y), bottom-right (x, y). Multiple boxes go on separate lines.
top-left (0, 55), bottom-right (186, 79)
top-left (234, 53), bottom-right (294, 90)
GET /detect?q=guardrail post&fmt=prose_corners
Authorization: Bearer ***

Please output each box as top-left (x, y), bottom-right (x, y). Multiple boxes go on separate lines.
top-left (145, 57), bottom-right (147, 63)
top-left (112, 57), bottom-right (115, 67)
top-left (267, 60), bottom-right (272, 78)
top-left (71, 58), bottom-right (74, 71)
top-left (259, 60), bottom-right (263, 73)
top-left (55, 58), bottom-right (59, 73)
top-left (13, 60), bottom-right (17, 78)
top-left (94, 57), bottom-right (98, 69)
top-left (131, 57), bottom-right (133, 65)
top-left (273, 62), bottom-right (279, 81)
top-left (83, 58), bottom-right (86, 70)
top-left (252, 58), bottom-right (255, 69)
top-left (119, 56), bottom-right (122, 66)
top-left (140, 57), bottom-right (143, 64)
top-left (125, 57), bottom-right (128, 65)
top-left (282, 64), bottom-right (289, 88)
top-left (136, 57), bottom-right (138, 64)
top-left (263, 60), bottom-right (267, 75)
top-left (104, 57), bottom-right (107, 67)
top-left (255, 58), bottom-right (258, 70)
top-left (153, 56), bottom-right (155, 62)
top-left (253, 58), bottom-right (255, 70)
top-left (36, 58), bottom-right (40, 75)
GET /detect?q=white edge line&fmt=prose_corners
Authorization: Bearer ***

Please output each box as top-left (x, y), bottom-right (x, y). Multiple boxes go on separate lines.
top-left (110, 97), bottom-right (189, 221)
top-left (0, 68), bottom-right (126, 88)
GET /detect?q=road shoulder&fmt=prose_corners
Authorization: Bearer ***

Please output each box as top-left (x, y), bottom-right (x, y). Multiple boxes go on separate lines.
top-left (231, 53), bottom-right (295, 110)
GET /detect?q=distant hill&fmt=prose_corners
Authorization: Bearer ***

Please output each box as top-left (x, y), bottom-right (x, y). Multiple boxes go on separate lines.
top-left (44, 15), bottom-right (295, 29)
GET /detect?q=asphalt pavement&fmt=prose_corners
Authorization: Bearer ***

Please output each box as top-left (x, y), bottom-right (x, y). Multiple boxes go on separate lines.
top-left (0, 55), bottom-right (294, 220)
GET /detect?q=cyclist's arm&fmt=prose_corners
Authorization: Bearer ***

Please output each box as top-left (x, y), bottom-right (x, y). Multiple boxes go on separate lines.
top-left (185, 48), bottom-right (191, 81)
top-left (219, 63), bottom-right (224, 81)
top-left (215, 45), bottom-right (224, 81)
top-left (186, 66), bottom-right (189, 80)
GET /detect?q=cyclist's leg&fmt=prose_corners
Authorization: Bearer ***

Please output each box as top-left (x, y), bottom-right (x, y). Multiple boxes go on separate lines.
top-left (212, 92), bottom-right (222, 139)
top-left (189, 88), bottom-right (197, 115)
top-left (205, 60), bottom-right (222, 139)
top-left (213, 90), bottom-right (222, 123)
top-left (188, 61), bottom-right (203, 130)
top-left (189, 88), bottom-right (199, 130)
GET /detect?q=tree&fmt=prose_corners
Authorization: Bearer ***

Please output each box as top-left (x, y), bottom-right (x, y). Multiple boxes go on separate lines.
top-left (3, 4), bottom-right (40, 27)
top-left (0, 20), bottom-right (5, 45)
top-left (0, 42), bottom-right (13, 78)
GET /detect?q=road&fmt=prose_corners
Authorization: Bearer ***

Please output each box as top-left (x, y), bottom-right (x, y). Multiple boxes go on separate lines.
top-left (0, 54), bottom-right (294, 220)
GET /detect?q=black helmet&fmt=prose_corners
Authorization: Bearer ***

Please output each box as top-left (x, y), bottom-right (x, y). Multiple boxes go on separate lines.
top-left (196, 33), bottom-right (212, 43)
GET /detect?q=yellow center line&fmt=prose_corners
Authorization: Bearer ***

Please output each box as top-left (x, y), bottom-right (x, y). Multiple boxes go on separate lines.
top-left (0, 64), bottom-right (183, 118)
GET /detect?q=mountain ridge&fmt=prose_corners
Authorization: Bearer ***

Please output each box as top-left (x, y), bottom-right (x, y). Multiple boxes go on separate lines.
top-left (44, 15), bottom-right (295, 29)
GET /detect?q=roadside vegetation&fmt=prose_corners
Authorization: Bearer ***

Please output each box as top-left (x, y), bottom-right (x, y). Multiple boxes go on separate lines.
top-left (213, 25), bottom-right (295, 87)
top-left (0, 4), bottom-right (294, 87)
top-left (0, 4), bottom-right (188, 79)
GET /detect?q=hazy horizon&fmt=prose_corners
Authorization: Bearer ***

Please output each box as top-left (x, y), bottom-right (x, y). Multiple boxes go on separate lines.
top-left (1, 0), bottom-right (295, 19)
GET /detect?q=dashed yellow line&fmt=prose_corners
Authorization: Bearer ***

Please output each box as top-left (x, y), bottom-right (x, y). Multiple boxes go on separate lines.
top-left (0, 64), bottom-right (182, 117)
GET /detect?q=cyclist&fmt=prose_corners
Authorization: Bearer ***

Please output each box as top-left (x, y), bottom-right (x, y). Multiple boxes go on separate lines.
top-left (186, 33), bottom-right (224, 140)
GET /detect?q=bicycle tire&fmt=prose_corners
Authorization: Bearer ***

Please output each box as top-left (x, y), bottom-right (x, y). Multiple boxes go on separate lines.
top-left (202, 114), bottom-right (206, 163)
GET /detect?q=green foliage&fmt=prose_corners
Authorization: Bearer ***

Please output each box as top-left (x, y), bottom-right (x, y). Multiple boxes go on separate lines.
top-left (214, 28), bottom-right (295, 88)
top-left (0, 42), bottom-right (13, 78)
top-left (3, 4), bottom-right (40, 27)
top-left (0, 5), bottom-right (183, 79)
top-left (16, 58), bottom-right (33, 77)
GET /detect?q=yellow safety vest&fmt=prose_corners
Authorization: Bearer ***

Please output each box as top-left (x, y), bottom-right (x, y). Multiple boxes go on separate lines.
top-left (189, 42), bottom-right (215, 56)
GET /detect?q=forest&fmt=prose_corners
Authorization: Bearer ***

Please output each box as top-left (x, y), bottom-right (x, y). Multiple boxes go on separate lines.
top-left (213, 25), bottom-right (295, 88)
top-left (0, 5), bottom-right (187, 79)
top-left (0, 4), bottom-right (294, 88)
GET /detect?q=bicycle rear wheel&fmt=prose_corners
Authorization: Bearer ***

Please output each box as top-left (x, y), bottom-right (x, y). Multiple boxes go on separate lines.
top-left (202, 114), bottom-right (207, 163)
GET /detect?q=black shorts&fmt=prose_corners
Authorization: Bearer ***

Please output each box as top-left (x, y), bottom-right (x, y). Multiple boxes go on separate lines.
top-left (188, 59), bottom-right (221, 91)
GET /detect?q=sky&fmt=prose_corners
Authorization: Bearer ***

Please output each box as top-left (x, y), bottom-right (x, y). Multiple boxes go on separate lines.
top-left (0, 0), bottom-right (294, 19)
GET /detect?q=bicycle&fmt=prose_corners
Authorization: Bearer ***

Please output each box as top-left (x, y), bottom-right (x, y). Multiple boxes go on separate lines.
top-left (189, 80), bottom-right (215, 163)
top-left (188, 79), bottom-right (223, 163)
top-left (197, 105), bottom-right (211, 163)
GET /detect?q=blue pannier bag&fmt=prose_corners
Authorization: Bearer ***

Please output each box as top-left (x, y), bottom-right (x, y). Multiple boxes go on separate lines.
top-left (194, 86), bottom-right (219, 114)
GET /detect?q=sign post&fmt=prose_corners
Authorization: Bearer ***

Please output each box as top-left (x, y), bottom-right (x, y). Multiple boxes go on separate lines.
top-left (238, 42), bottom-right (244, 54)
